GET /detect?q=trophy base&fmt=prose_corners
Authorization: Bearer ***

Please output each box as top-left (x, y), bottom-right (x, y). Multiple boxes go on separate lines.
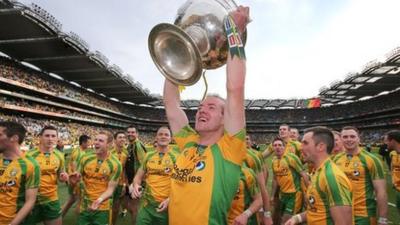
top-left (148, 23), bottom-right (203, 86)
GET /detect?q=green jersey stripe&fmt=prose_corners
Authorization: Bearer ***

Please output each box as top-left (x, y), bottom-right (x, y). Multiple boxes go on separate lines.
top-left (283, 156), bottom-right (302, 191)
top-left (167, 151), bottom-right (177, 164)
top-left (246, 150), bottom-right (261, 173)
top-left (325, 163), bottom-right (344, 205)
top-left (16, 158), bottom-right (27, 211)
top-left (358, 152), bottom-right (377, 216)
top-left (79, 155), bottom-right (96, 173)
top-left (209, 144), bottom-right (241, 225)
top-left (288, 154), bottom-right (304, 173)
top-left (111, 158), bottom-right (122, 181)
top-left (184, 141), bottom-right (197, 150)
top-left (25, 155), bottom-right (40, 187)
top-left (366, 152), bottom-right (385, 179)
top-left (53, 150), bottom-right (65, 172)
top-left (315, 171), bottom-right (331, 225)
top-left (29, 149), bottom-right (40, 158)
top-left (142, 151), bottom-right (157, 171)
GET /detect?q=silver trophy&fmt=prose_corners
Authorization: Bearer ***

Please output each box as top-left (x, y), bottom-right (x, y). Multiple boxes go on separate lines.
top-left (148, 0), bottom-right (247, 86)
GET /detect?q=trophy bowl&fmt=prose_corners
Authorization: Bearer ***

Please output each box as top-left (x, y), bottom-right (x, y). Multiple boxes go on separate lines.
top-left (148, 0), bottom-right (246, 86)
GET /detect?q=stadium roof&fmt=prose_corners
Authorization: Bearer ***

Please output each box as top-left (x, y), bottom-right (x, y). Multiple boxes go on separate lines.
top-left (318, 47), bottom-right (400, 105)
top-left (0, 0), bottom-right (156, 104)
top-left (145, 98), bottom-right (311, 110)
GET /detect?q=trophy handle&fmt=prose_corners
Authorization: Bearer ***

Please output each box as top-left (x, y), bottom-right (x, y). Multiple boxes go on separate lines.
top-left (148, 23), bottom-right (203, 86)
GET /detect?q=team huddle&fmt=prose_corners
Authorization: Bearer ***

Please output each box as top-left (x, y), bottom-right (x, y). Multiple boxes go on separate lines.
top-left (1, 5), bottom-right (400, 225)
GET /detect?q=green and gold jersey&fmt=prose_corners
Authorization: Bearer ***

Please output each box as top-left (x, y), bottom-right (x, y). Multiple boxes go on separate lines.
top-left (169, 125), bottom-right (246, 225)
top-left (28, 149), bottom-right (65, 204)
top-left (144, 144), bottom-right (154, 152)
top-left (272, 153), bottom-right (303, 193)
top-left (306, 158), bottom-right (353, 225)
top-left (290, 140), bottom-right (302, 158)
top-left (111, 148), bottom-right (128, 166)
top-left (111, 147), bottom-right (128, 186)
top-left (141, 147), bottom-right (177, 204)
top-left (390, 151), bottom-right (400, 191)
top-left (333, 149), bottom-right (385, 217)
top-left (330, 149), bottom-right (344, 159)
top-left (78, 153), bottom-right (122, 211)
top-left (227, 166), bottom-right (259, 225)
top-left (68, 147), bottom-right (94, 174)
top-left (0, 154), bottom-right (40, 224)
top-left (245, 148), bottom-right (263, 174)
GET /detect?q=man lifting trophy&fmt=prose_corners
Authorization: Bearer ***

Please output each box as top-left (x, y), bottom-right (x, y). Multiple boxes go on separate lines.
top-left (148, 1), bottom-right (274, 225)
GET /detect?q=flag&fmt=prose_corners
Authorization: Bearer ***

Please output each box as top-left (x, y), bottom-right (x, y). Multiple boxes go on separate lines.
top-left (307, 98), bottom-right (321, 108)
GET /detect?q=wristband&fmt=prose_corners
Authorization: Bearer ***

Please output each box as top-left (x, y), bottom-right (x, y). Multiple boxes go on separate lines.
top-left (378, 217), bottom-right (388, 224)
top-left (243, 209), bottom-right (252, 217)
top-left (224, 15), bottom-right (246, 59)
top-left (97, 197), bottom-right (104, 203)
top-left (263, 211), bottom-right (271, 218)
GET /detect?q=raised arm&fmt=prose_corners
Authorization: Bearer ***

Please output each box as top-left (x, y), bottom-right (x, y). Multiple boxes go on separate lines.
top-left (262, 145), bottom-right (273, 158)
top-left (224, 6), bottom-right (249, 135)
top-left (163, 79), bottom-right (189, 134)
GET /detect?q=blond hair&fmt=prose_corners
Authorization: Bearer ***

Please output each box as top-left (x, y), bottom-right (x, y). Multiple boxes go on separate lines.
top-left (98, 130), bottom-right (113, 143)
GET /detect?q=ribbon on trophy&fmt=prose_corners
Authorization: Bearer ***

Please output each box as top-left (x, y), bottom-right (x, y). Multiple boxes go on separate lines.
top-left (224, 15), bottom-right (246, 60)
top-left (178, 85), bottom-right (186, 93)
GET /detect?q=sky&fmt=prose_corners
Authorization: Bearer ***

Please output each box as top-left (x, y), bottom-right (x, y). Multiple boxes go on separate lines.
top-left (18, 0), bottom-right (400, 100)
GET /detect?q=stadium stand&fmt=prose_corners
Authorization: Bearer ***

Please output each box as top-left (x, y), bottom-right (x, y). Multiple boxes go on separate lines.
top-left (1, 50), bottom-right (399, 146)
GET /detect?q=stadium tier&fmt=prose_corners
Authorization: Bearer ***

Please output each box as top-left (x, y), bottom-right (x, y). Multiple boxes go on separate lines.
top-left (1, 55), bottom-right (399, 145)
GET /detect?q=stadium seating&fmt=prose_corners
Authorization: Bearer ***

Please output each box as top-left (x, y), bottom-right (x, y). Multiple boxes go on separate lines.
top-left (1, 56), bottom-right (399, 146)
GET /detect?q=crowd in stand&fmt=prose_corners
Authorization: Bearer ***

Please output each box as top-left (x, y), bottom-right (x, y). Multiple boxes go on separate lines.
top-left (126, 91), bottom-right (400, 124)
top-left (0, 57), bottom-right (126, 113)
top-left (245, 90), bottom-right (400, 122)
top-left (2, 55), bottom-right (399, 124)
top-left (1, 96), bottom-right (128, 127)
top-left (1, 56), bottom-right (399, 148)
top-left (0, 113), bottom-right (157, 149)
